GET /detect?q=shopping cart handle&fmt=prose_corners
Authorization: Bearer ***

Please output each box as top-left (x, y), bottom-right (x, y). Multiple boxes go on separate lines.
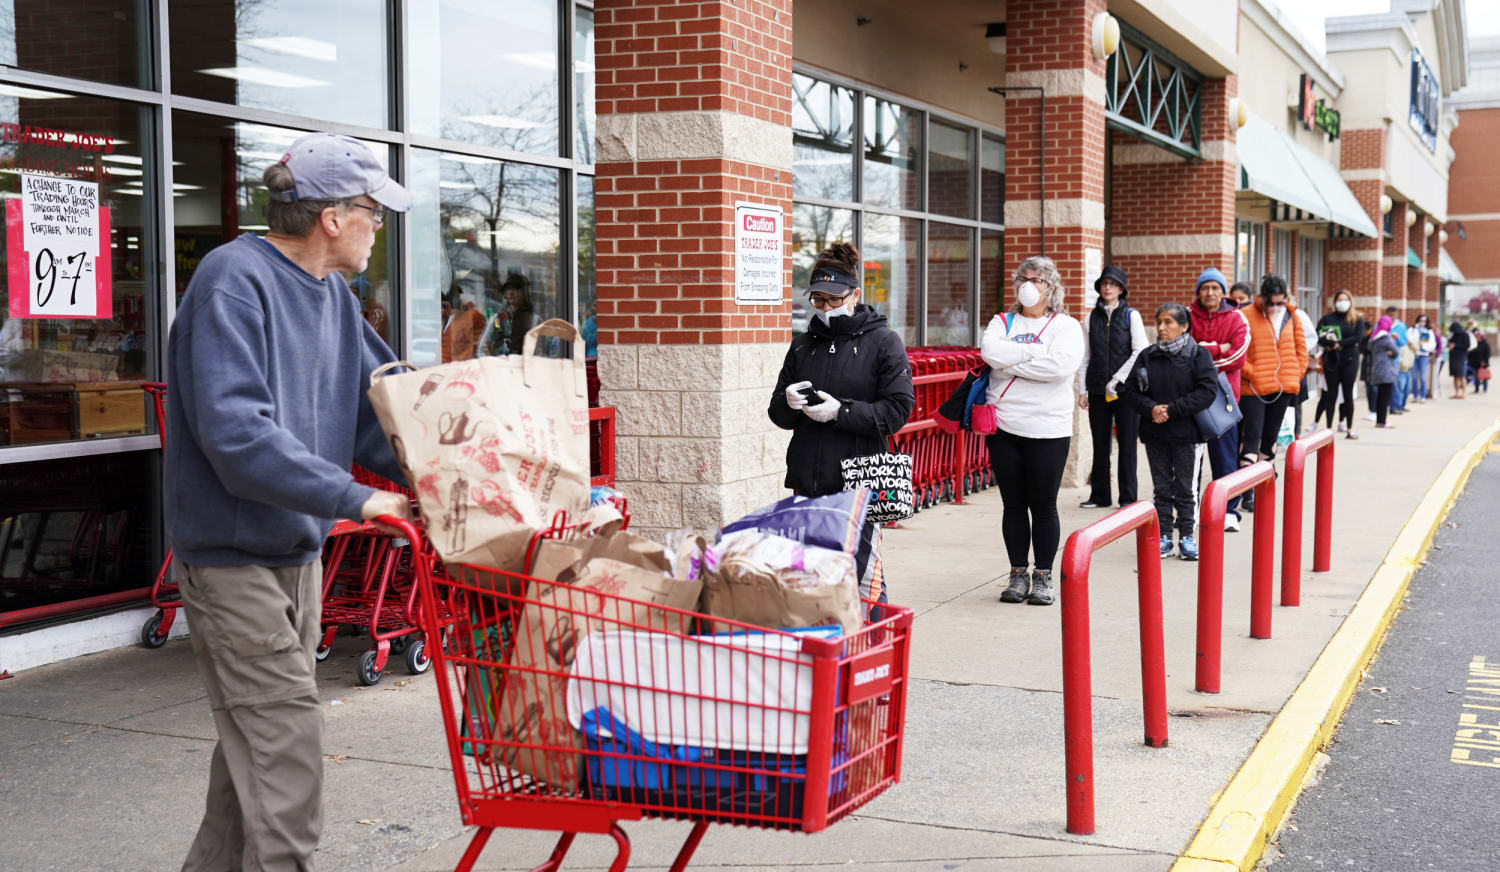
top-left (374, 514), bottom-right (422, 544)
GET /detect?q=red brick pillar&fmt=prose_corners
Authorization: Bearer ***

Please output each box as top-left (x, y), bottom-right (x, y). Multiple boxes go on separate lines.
top-left (1424, 225), bottom-right (1441, 326)
top-left (592, 0), bottom-right (794, 538)
top-left (1382, 200), bottom-right (1410, 319)
top-left (1107, 76), bottom-right (1238, 316)
top-left (1002, 0), bottom-right (1109, 313)
top-left (1405, 211), bottom-right (1428, 323)
top-left (1326, 129), bottom-right (1384, 311)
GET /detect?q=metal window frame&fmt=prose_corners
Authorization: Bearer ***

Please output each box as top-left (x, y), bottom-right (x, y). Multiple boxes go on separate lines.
top-left (791, 66), bottom-right (1004, 347)
top-left (1104, 19), bottom-right (1203, 160)
top-left (0, 0), bottom-right (595, 465)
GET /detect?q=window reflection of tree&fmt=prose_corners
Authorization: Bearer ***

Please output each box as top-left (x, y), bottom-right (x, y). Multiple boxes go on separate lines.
top-left (793, 75), bottom-right (854, 202)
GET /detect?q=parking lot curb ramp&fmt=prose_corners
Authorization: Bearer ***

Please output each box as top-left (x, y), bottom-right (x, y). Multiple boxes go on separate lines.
top-left (1170, 416), bottom-right (1500, 872)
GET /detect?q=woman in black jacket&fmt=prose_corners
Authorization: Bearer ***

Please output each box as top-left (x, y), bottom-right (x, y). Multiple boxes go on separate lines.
top-left (1449, 321), bottom-right (1472, 398)
top-left (769, 242), bottom-right (915, 602)
top-left (1314, 290), bottom-right (1366, 439)
top-left (1118, 303), bottom-right (1218, 561)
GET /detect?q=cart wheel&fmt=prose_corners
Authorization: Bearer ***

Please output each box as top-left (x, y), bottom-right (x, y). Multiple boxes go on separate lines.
top-left (404, 638), bottom-right (431, 675)
top-left (315, 643), bottom-right (333, 663)
top-left (140, 612), bottom-right (169, 649)
top-left (390, 636), bottom-right (409, 656)
top-left (357, 650), bottom-right (383, 686)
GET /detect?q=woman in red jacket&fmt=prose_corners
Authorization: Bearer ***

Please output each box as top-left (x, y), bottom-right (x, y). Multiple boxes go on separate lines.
top-left (1187, 268), bottom-right (1250, 530)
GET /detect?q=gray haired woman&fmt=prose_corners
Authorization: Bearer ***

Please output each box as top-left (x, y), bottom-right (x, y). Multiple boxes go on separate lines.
top-left (979, 255), bottom-right (1086, 605)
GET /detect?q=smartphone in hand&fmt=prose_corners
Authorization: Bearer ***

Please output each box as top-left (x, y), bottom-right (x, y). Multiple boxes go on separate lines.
top-left (798, 386), bottom-right (821, 403)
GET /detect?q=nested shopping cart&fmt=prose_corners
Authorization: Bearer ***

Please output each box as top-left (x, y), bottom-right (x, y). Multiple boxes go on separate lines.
top-left (317, 468), bottom-right (455, 685)
top-left (139, 382), bottom-right (178, 648)
top-left (381, 513), bottom-right (913, 872)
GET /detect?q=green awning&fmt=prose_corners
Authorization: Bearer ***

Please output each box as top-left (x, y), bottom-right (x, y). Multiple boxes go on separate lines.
top-left (1407, 247), bottom-right (1422, 268)
top-left (1237, 114), bottom-right (1379, 238)
top-left (1439, 248), bottom-right (1467, 283)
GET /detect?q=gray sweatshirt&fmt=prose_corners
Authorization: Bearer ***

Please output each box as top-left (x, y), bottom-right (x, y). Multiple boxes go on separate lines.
top-left (165, 234), bottom-right (405, 567)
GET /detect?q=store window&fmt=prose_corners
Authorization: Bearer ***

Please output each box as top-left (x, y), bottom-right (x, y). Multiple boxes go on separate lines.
top-left (793, 76), bottom-right (855, 202)
top-left (863, 213), bottom-right (920, 345)
top-left (0, 0), bottom-right (151, 89)
top-left (168, 0), bottom-right (389, 128)
top-left (926, 222), bottom-right (972, 345)
top-left (578, 173), bottom-right (595, 357)
top-left (1235, 218), bottom-right (1265, 284)
top-left (1273, 228), bottom-right (1294, 284)
top-left (790, 202), bottom-right (854, 336)
top-left (409, 148), bottom-right (562, 367)
top-left (1299, 237), bottom-right (1324, 293)
top-left (928, 120), bottom-right (973, 221)
top-left (574, 6), bottom-right (595, 165)
top-left (169, 112), bottom-right (396, 344)
top-left (407, 0), bottom-right (560, 157)
top-left (980, 135), bottom-right (1005, 225)
top-left (1, 93), bottom-right (158, 445)
top-left (791, 71), bottom-right (1003, 344)
top-left (863, 96), bottom-right (921, 213)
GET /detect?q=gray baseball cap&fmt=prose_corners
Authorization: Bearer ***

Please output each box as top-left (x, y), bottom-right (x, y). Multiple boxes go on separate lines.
top-left (268, 132), bottom-right (412, 212)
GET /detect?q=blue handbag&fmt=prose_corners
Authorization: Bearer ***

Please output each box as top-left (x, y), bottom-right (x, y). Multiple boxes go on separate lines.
top-left (1194, 372), bottom-right (1242, 441)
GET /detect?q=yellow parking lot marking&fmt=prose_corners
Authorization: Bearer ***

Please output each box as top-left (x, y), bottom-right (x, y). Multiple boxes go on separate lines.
top-left (1451, 657), bottom-right (1500, 769)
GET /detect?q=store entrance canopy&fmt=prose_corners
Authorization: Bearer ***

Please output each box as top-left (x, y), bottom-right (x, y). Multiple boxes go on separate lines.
top-left (1439, 248), bottom-right (1467, 283)
top-left (1237, 115), bottom-right (1379, 238)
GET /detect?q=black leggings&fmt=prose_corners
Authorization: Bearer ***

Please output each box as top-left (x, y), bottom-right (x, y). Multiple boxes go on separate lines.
top-left (987, 430), bottom-right (1071, 572)
top-left (1316, 361), bottom-right (1359, 430)
top-left (1239, 393), bottom-right (1292, 463)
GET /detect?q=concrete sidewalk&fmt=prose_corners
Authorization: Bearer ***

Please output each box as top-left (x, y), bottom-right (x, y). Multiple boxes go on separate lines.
top-left (2, 391), bottom-right (1496, 871)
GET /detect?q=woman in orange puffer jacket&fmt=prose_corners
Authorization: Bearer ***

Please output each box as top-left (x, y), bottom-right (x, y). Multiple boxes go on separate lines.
top-left (1238, 274), bottom-right (1308, 466)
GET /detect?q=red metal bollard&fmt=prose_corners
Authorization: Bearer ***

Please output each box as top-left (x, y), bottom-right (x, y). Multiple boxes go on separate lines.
top-left (1060, 501), bottom-right (1168, 835)
top-left (1196, 460), bottom-right (1278, 694)
top-left (1281, 429), bottom-right (1336, 606)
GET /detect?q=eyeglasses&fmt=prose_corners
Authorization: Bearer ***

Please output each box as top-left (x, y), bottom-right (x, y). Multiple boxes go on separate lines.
top-left (349, 202), bottom-right (387, 226)
top-left (808, 289), bottom-right (855, 308)
top-left (1015, 275), bottom-right (1049, 288)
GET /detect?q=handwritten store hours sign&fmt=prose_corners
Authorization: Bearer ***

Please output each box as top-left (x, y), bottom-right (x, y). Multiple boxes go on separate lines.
top-left (6, 172), bottom-right (112, 319)
top-left (734, 201), bottom-right (783, 306)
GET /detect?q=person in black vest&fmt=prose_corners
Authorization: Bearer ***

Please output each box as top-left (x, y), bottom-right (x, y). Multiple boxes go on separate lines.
top-left (1076, 264), bottom-right (1147, 508)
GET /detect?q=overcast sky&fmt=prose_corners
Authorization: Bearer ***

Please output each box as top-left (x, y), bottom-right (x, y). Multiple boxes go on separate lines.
top-left (1278, 0), bottom-right (1500, 54)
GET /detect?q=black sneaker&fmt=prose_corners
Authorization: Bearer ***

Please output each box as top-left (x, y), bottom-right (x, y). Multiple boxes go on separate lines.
top-left (1000, 567), bottom-right (1031, 603)
top-left (1080, 499), bottom-right (1109, 509)
top-left (1027, 569), bottom-right (1055, 606)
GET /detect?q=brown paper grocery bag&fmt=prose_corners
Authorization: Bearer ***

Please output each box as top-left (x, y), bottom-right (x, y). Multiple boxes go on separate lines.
top-left (700, 552), bottom-right (861, 635)
top-left (367, 319), bottom-right (591, 569)
top-left (494, 555), bottom-right (702, 790)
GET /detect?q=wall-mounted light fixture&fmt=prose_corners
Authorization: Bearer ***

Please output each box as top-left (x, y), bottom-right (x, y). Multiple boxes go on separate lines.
top-left (986, 22), bottom-right (1005, 55)
top-left (1380, 194), bottom-right (1393, 215)
top-left (1424, 221), bottom-right (1435, 237)
top-left (1439, 229), bottom-right (1449, 244)
top-left (1091, 13), bottom-right (1120, 60)
top-left (1228, 98), bottom-right (1249, 130)
top-left (1405, 209), bottom-right (1418, 228)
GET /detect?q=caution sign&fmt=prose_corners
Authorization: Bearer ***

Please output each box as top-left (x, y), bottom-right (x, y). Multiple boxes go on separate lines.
top-left (734, 201), bottom-right (783, 306)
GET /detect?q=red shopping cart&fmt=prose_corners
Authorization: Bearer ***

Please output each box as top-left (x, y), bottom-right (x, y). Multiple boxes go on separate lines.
top-left (382, 513), bottom-right (913, 872)
top-left (139, 382), bottom-right (177, 648)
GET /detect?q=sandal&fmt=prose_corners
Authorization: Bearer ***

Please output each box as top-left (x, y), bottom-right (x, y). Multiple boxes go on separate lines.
top-left (1345, 432), bottom-right (1359, 440)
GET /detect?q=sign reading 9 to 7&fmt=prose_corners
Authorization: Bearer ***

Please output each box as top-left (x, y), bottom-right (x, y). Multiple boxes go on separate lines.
top-left (6, 172), bottom-right (113, 320)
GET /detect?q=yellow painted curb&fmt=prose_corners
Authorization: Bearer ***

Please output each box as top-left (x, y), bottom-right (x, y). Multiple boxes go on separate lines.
top-left (1171, 416), bottom-right (1500, 872)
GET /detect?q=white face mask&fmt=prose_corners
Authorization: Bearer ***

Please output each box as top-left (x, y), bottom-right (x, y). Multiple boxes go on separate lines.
top-left (1335, 300), bottom-right (1351, 313)
top-left (1017, 281), bottom-right (1043, 308)
top-left (1268, 303), bottom-right (1286, 317)
top-left (815, 303), bottom-right (852, 325)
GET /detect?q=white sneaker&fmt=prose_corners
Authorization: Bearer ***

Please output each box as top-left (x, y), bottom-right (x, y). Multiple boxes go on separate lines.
top-left (1364, 412), bottom-right (1377, 422)
top-left (1225, 512), bottom-right (1241, 533)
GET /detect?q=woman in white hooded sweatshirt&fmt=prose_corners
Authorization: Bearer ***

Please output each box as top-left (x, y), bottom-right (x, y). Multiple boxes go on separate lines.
top-left (981, 255), bottom-right (1086, 606)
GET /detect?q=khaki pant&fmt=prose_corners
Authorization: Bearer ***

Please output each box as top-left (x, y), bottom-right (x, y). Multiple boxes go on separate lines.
top-left (177, 559), bottom-right (324, 872)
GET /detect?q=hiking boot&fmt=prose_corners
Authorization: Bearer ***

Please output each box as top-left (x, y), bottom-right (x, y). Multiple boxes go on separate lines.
top-left (1178, 535), bottom-right (1199, 561)
top-left (1160, 534), bottom-right (1175, 557)
top-left (999, 567), bottom-right (1031, 603)
top-left (1027, 569), bottom-right (1055, 606)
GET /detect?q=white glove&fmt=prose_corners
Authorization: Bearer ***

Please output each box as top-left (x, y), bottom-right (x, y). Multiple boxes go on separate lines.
top-left (803, 390), bottom-right (841, 423)
top-left (785, 380), bottom-right (812, 411)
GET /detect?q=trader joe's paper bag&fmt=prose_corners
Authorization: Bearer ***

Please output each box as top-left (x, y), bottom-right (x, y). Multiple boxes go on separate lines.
top-left (367, 320), bottom-right (592, 569)
top-left (494, 548), bottom-right (702, 789)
